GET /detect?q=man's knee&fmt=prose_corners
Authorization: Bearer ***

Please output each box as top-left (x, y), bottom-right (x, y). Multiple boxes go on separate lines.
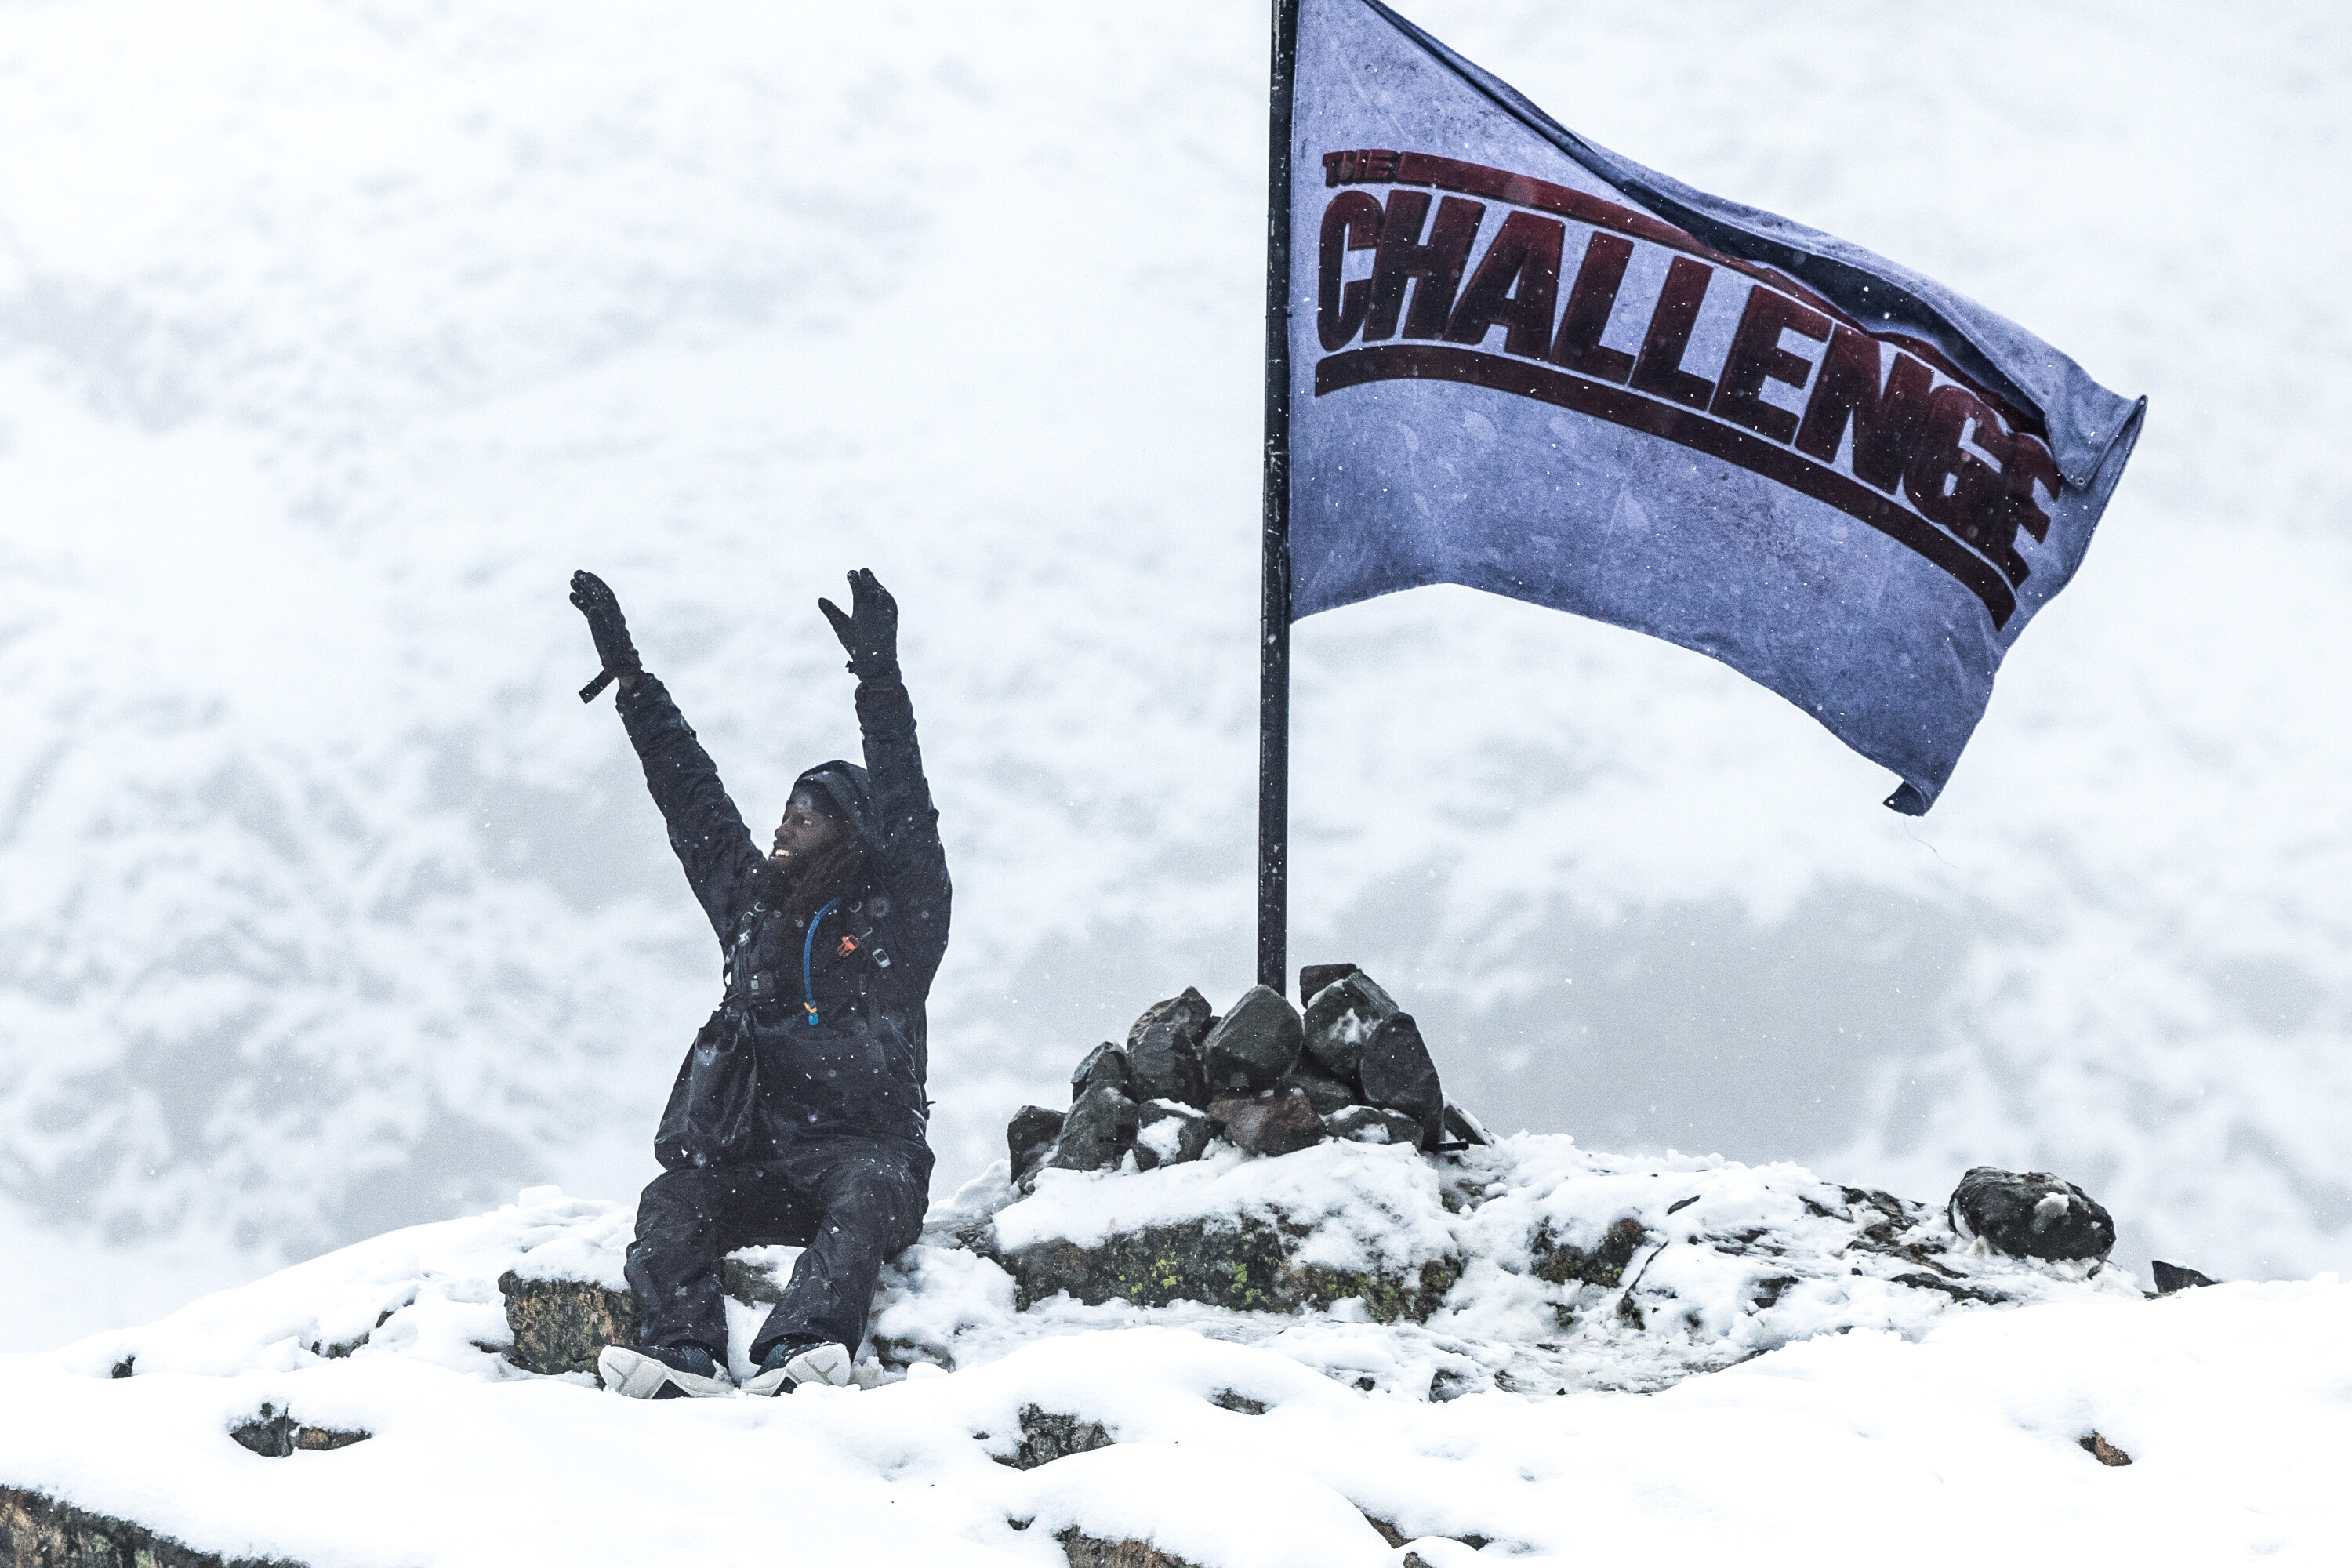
top-left (633, 1167), bottom-right (736, 1245)
top-left (822, 1155), bottom-right (927, 1253)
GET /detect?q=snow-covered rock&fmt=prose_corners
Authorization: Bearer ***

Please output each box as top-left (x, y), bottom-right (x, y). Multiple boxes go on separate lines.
top-left (4, 1160), bottom-right (2350, 1565)
top-left (891, 1134), bottom-right (2149, 1398)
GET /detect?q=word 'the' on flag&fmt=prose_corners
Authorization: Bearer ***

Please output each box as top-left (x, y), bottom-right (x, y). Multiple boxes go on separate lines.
top-left (1279, 0), bottom-right (2146, 814)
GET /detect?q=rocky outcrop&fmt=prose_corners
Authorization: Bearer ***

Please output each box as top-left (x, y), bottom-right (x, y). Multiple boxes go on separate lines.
top-left (987, 1214), bottom-right (1460, 1322)
top-left (1531, 1216), bottom-right (1651, 1290)
top-left (996, 1406), bottom-right (1115, 1470)
top-left (1948, 1167), bottom-right (2116, 1263)
top-left (229, 1404), bottom-right (369, 1457)
top-left (498, 1269), bottom-right (637, 1376)
top-left (2151, 1259), bottom-right (2220, 1293)
top-left (1, 1487), bottom-right (303, 1568)
top-left (2080, 1432), bottom-right (2133, 1466)
top-left (1056, 1531), bottom-right (1200, 1568)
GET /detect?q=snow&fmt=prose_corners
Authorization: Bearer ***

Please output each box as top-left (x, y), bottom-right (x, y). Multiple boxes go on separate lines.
top-left (4, 1166), bottom-right (2349, 1566)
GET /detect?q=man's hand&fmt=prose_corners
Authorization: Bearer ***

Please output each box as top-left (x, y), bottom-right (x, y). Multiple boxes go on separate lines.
top-left (818, 568), bottom-right (899, 679)
top-left (570, 569), bottom-right (642, 701)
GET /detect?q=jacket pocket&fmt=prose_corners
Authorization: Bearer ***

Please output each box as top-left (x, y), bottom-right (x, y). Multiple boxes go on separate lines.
top-left (654, 1011), bottom-right (764, 1168)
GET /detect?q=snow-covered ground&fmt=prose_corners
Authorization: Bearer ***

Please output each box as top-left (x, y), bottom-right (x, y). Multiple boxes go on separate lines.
top-left (9, 1152), bottom-right (2347, 1566)
top-left (5, 0), bottom-right (2352, 1352)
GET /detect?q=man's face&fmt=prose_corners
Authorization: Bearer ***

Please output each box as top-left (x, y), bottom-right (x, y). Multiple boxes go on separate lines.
top-left (770, 787), bottom-right (848, 867)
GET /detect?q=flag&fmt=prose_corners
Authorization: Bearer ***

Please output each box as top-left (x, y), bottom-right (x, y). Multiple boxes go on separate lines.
top-left (1281, 0), bottom-right (2145, 812)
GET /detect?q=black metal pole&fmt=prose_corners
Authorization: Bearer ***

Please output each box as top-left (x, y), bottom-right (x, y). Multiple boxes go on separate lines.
top-left (1258, 0), bottom-right (1301, 996)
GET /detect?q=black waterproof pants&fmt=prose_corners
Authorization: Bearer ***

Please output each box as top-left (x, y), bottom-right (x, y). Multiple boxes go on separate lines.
top-left (624, 1136), bottom-right (930, 1366)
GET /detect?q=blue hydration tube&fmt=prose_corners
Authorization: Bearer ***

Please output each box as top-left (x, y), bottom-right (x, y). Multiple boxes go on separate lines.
top-left (802, 898), bottom-right (840, 1025)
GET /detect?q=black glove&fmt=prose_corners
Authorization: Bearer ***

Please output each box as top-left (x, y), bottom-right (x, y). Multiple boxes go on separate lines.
top-left (569, 570), bottom-right (641, 702)
top-left (818, 568), bottom-right (899, 680)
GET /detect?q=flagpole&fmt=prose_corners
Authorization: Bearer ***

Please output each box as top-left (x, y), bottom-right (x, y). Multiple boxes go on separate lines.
top-left (1258, 0), bottom-right (1301, 996)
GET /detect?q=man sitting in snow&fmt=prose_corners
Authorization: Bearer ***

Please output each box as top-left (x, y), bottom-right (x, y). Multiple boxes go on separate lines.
top-left (567, 567), bottom-right (948, 1399)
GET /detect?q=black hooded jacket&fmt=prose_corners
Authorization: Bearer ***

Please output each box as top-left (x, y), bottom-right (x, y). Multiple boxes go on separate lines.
top-left (615, 668), bottom-right (949, 1163)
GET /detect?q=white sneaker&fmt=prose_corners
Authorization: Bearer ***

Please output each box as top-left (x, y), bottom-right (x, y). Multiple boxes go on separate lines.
top-left (597, 1345), bottom-right (735, 1400)
top-left (742, 1341), bottom-right (855, 1397)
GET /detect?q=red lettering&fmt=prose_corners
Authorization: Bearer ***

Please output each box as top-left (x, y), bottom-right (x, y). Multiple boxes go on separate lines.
top-left (1709, 286), bottom-right (1830, 444)
top-left (1976, 434), bottom-right (2062, 586)
top-left (1549, 232), bottom-right (1635, 383)
top-left (1442, 212), bottom-right (1564, 359)
top-left (1363, 193), bottom-right (1486, 342)
top-left (1997, 436), bottom-right (2060, 548)
top-left (1317, 191), bottom-right (1386, 351)
top-left (1321, 149), bottom-right (1402, 186)
top-left (1904, 384), bottom-right (2009, 541)
top-left (1795, 328), bottom-right (1934, 493)
top-left (1628, 257), bottom-right (1717, 410)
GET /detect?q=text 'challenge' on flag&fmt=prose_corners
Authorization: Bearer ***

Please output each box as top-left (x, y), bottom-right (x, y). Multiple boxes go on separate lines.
top-left (1274, 0), bottom-right (2145, 818)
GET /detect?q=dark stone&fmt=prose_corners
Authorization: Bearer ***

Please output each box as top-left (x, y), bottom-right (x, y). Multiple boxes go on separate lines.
top-left (1947, 1167), bottom-right (2116, 1262)
top-left (1359, 1012), bottom-right (1443, 1152)
top-left (1211, 1391), bottom-right (1268, 1414)
top-left (996, 1405), bottom-right (1114, 1470)
top-left (1531, 1217), bottom-right (1651, 1288)
top-left (1, 1486), bottom-right (303, 1568)
top-left (1323, 1105), bottom-right (1425, 1147)
top-left (1889, 1271), bottom-right (2009, 1306)
top-left (2080, 1432), bottom-right (2132, 1466)
top-left (1200, 985), bottom-right (1303, 1094)
top-left (110, 1355), bottom-right (134, 1379)
top-left (1301, 971), bottom-right (1398, 1083)
top-left (1070, 1043), bottom-right (1131, 1101)
top-left (1441, 1100), bottom-right (1491, 1146)
top-left (2151, 1259), bottom-right (2220, 1294)
top-left (1210, 1087), bottom-right (1324, 1157)
top-left (1008, 1105), bottom-right (1066, 1180)
top-left (1276, 1061), bottom-right (1355, 1117)
top-left (498, 1270), bottom-right (637, 1375)
top-left (229, 1405), bottom-right (371, 1458)
top-left (1126, 987), bottom-right (1215, 1053)
top-left (1050, 1083), bottom-right (1139, 1172)
top-left (1429, 1368), bottom-right (1480, 1402)
top-left (1057, 1530), bottom-right (1203, 1568)
top-left (1127, 991), bottom-right (1212, 1108)
top-left (1134, 1100), bottom-right (1215, 1170)
top-left (1298, 963), bottom-right (1361, 1004)
top-left (987, 1214), bottom-right (1458, 1320)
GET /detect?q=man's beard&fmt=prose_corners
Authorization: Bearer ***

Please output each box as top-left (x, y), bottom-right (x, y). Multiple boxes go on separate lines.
top-left (761, 835), bottom-right (868, 931)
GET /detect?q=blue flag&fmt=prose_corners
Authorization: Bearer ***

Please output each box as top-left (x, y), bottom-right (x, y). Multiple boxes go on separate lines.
top-left (1285, 0), bottom-right (2145, 811)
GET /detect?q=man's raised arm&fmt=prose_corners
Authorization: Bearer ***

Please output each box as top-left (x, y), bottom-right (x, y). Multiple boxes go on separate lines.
top-left (572, 570), bottom-right (762, 939)
top-left (821, 568), bottom-right (950, 988)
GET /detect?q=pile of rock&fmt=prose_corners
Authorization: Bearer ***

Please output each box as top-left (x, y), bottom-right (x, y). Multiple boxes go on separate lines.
top-left (1006, 966), bottom-right (1486, 1186)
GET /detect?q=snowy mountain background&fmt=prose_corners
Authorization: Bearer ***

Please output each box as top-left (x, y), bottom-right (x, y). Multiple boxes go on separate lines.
top-left (2, 0), bottom-right (2347, 1349)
